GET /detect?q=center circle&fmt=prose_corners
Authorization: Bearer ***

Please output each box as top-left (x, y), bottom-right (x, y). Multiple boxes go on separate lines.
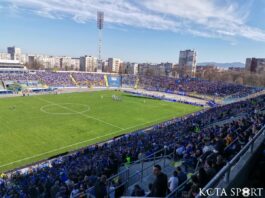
top-left (40, 103), bottom-right (91, 115)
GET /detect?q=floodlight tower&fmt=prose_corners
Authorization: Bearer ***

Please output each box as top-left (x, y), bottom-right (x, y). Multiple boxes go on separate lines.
top-left (97, 11), bottom-right (104, 72)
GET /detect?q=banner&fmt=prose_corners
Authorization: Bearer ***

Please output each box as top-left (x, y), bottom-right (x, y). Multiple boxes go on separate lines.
top-left (108, 76), bottom-right (121, 87)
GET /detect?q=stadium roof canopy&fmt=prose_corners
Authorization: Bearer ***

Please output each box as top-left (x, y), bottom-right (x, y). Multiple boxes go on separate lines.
top-left (0, 59), bottom-right (26, 72)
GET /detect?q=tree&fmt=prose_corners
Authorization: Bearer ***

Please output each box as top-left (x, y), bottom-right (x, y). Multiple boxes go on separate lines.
top-left (26, 60), bottom-right (44, 70)
top-left (197, 69), bottom-right (265, 87)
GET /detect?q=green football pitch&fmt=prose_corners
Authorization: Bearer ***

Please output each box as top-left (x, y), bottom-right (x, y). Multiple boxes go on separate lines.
top-left (0, 90), bottom-right (202, 172)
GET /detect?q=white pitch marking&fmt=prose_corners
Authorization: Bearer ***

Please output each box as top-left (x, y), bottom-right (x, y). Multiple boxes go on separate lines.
top-left (0, 114), bottom-right (177, 169)
top-left (37, 97), bottom-right (124, 130)
top-left (40, 103), bottom-right (91, 115)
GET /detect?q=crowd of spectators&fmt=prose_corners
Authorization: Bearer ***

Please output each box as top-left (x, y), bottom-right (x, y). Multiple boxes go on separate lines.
top-left (132, 108), bottom-right (265, 197)
top-left (72, 73), bottom-right (105, 87)
top-left (0, 71), bottom-right (106, 88)
top-left (173, 78), bottom-right (255, 97)
top-left (0, 71), bottom-right (75, 87)
top-left (0, 73), bottom-right (39, 82)
top-left (35, 71), bottom-right (75, 87)
top-left (174, 113), bottom-right (265, 197)
top-left (121, 75), bottom-right (137, 88)
top-left (0, 91), bottom-right (265, 197)
top-left (135, 75), bottom-right (262, 97)
top-left (224, 86), bottom-right (264, 102)
top-left (0, 72), bottom-right (262, 98)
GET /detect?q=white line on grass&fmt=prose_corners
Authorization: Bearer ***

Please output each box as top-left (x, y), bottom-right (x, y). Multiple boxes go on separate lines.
top-left (40, 103), bottom-right (91, 115)
top-left (37, 97), bottom-right (124, 130)
top-left (0, 114), bottom-right (177, 169)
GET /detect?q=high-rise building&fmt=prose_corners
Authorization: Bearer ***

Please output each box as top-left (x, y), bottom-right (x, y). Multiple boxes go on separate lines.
top-left (132, 63), bottom-right (138, 75)
top-left (0, 52), bottom-right (11, 60)
top-left (70, 58), bottom-right (80, 71)
top-left (80, 56), bottom-right (97, 72)
top-left (138, 63), bottom-right (173, 76)
top-left (124, 62), bottom-right (138, 75)
top-left (29, 55), bottom-right (60, 69)
top-left (108, 58), bottom-right (122, 73)
top-left (7, 46), bottom-right (22, 61)
top-left (28, 55), bottom-right (35, 67)
top-left (53, 56), bottom-right (61, 68)
top-left (60, 56), bottom-right (72, 70)
top-left (245, 58), bottom-right (265, 73)
top-left (178, 49), bottom-right (197, 77)
top-left (102, 60), bottom-right (109, 72)
top-left (19, 54), bottom-right (28, 64)
top-left (159, 62), bottom-right (173, 76)
top-left (36, 55), bottom-right (55, 69)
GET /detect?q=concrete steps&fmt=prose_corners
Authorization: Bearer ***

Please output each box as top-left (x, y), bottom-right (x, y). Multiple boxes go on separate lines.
top-left (119, 159), bottom-right (176, 196)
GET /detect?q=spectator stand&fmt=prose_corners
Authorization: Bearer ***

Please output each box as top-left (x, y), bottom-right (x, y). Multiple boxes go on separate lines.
top-left (75, 108), bottom-right (257, 198)
top-left (1, 75), bottom-right (265, 197)
top-left (74, 147), bottom-right (177, 198)
top-left (158, 123), bottom-right (264, 198)
top-left (197, 125), bottom-right (265, 198)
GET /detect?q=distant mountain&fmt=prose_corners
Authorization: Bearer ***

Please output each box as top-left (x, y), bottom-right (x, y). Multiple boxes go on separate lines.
top-left (198, 62), bottom-right (245, 68)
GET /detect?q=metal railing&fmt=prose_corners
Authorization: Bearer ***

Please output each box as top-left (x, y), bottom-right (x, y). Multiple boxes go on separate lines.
top-left (165, 133), bottom-right (241, 198)
top-left (165, 173), bottom-right (195, 198)
top-left (73, 113), bottom-right (265, 198)
top-left (123, 148), bottom-right (175, 191)
top-left (197, 125), bottom-right (265, 197)
top-left (74, 147), bottom-right (176, 198)
top-left (77, 119), bottom-right (256, 198)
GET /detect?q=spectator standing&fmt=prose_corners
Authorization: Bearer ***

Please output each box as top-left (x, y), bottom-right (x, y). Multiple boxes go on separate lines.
top-left (95, 175), bottom-right (107, 198)
top-left (168, 171), bottom-right (179, 192)
top-left (149, 164), bottom-right (168, 197)
top-left (176, 167), bottom-right (187, 185)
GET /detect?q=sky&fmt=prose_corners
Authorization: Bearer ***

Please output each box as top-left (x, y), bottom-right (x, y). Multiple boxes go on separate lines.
top-left (0, 0), bottom-right (265, 63)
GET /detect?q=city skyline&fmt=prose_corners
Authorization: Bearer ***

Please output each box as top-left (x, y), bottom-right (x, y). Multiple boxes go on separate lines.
top-left (1, 0), bottom-right (265, 63)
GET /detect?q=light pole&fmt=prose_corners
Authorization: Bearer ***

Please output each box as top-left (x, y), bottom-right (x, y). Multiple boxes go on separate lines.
top-left (97, 11), bottom-right (104, 73)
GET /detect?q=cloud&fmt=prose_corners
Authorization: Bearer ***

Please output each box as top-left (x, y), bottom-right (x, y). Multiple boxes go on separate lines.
top-left (2, 0), bottom-right (265, 42)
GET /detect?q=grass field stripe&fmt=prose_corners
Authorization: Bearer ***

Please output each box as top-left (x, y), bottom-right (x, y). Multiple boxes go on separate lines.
top-left (37, 97), bottom-right (124, 130)
top-left (0, 114), bottom-right (178, 169)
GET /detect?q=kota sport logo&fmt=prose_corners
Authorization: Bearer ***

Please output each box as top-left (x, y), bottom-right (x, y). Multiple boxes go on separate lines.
top-left (199, 187), bottom-right (264, 197)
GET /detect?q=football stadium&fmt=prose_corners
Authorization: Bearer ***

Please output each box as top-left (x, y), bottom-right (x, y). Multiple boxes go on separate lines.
top-left (0, 69), bottom-right (265, 198)
top-left (1, 1), bottom-right (265, 197)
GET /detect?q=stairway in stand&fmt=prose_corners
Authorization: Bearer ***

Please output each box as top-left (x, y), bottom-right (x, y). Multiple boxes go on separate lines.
top-left (69, 74), bottom-right (78, 86)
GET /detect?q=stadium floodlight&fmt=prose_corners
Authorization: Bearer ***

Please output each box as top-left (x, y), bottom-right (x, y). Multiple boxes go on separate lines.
top-left (97, 11), bottom-right (104, 30)
top-left (97, 11), bottom-right (104, 72)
